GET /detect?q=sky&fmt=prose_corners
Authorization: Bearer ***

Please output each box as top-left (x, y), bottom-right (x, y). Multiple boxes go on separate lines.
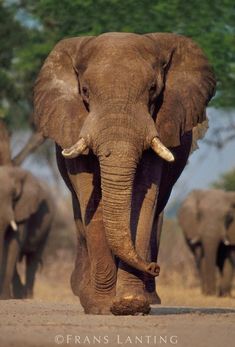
top-left (11, 107), bottom-right (235, 215)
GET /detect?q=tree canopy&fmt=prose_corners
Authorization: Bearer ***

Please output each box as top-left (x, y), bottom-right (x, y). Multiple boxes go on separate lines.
top-left (212, 168), bottom-right (235, 191)
top-left (1, 0), bottom-right (235, 129)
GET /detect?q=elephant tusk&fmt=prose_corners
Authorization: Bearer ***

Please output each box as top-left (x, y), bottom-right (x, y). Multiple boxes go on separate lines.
top-left (10, 220), bottom-right (18, 232)
top-left (189, 237), bottom-right (200, 245)
top-left (62, 138), bottom-right (88, 158)
top-left (151, 137), bottom-right (175, 162)
top-left (223, 238), bottom-right (230, 246)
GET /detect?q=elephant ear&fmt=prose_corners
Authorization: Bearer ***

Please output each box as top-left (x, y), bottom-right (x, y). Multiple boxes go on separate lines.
top-left (178, 190), bottom-right (203, 240)
top-left (13, 169), bottom-right (42, 223)
top-left (33, 36), bottom-right (93, 149)
top-left (146, 33), bottom-right (216, 148)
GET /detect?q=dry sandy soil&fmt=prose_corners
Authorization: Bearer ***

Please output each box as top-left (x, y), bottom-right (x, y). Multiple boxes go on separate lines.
top-left (0, 254), bottom-right (235, 347)
top-left (0, 300), bottom-right (235, 347)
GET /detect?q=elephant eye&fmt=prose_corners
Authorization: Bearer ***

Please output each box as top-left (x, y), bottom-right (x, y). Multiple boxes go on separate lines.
top-left (12, 189), bottom-right (19, 202)
top-left (82, 86), bottom-right (89, 98)
top-left (149, 83), bottom-right (156, 93)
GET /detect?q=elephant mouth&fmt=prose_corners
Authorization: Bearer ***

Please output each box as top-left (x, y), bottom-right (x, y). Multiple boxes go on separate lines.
top-left (62, 135), bottom-right (174, 163)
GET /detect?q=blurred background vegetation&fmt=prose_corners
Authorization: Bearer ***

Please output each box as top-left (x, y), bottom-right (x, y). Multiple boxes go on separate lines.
top-left (1, 0), bottom-right (234, 128)
top-left (0, 0), bottom-right (234, 189)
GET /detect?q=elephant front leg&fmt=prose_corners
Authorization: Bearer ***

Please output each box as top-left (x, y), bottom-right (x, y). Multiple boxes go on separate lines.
top-left (219, 257), bottom-right (233, 297)
top-left (25, 251), bottom-right (42, 298)
top-left (85, 206), bottom-right (117, 314)
top-left (12, 268), bottom-right (25, 298)
top-left (0, 234), bottom-right (20, 299)
top-left (72, 209), bottom-right (117, 314)
top-left (112, 212), bottom-right (162, 315)
top-left (68, 169), bottom-right (117, 314)
top-left (143, 212), bottom-right (163, 304)
top-left (112, 157), bottom-right (162, 315)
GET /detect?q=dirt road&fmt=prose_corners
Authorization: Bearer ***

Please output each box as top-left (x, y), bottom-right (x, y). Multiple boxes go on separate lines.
top-left (0, 300), bottom-right (234, 347)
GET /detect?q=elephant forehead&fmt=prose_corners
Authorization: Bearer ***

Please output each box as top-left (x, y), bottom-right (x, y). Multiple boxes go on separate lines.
top-left (199, 191), bottom-right (232, 215)
top-left (83, 61), bottom-right (153, 90)
top-left (80, 33), bottom-right (157, 65)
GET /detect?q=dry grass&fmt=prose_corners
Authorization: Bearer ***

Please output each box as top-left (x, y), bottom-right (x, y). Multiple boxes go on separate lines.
top-left (30, 250), bottom-right (235, 308)
top-left (21, 215), bottom-right (234, 308)
top-left (157, 270), bottom-right (235, 308)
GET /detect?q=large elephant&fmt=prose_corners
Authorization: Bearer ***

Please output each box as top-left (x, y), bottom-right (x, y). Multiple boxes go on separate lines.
top-left (0, 166), bottom-right (55, 299)
top-left (178, 189), bottom-right (235, 296)
top-left (33, 32), bottom-right (215, 315)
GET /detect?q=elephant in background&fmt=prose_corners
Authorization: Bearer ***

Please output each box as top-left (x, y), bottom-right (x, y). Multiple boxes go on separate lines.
top-left (178, 189), bottom-right (235, 297)
top-left (33, 32), bottom-right (215, 315)
top-left (0, 123), bottom-right (55, 299)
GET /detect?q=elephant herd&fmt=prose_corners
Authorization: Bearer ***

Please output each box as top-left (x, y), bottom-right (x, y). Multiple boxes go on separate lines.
top-left (1, 31), bottom-right (233, 315)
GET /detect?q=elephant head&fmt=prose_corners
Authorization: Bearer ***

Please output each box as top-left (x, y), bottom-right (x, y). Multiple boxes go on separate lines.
top-left (0, 166), bottom-right (43, 285)
top-left (34, 33), bottom-right (215, 275)
top-left (179, 190), bottom-right (235, 245)
top-left (179, 189), bottom-right (235, 295)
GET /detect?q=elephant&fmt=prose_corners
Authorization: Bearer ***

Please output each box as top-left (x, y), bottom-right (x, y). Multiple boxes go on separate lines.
top-left (178, 189), bottom-right (235, 297)
top-left (33, 32), bottom-right (215, 315)
top-left (0, 165), bottom-right (55, 299)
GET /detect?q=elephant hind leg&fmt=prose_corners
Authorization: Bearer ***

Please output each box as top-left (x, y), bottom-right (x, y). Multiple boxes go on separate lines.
top-left (0, 236), bottom-right (20, 299)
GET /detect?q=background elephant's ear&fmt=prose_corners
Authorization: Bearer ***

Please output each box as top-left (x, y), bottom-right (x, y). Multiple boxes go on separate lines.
top-left (14, 169), bottom-right (42, 223)
top-left (178, 190), bottom-right (202, 240)
top-left (33, 36), bottom-right (94, 149)
top-left (146, 33), bottom-right (216, 148)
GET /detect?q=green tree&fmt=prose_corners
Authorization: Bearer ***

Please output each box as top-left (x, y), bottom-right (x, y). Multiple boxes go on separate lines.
top-left (2, 0), bottom-right (235, 129)
top-left (212, 168), bottom-right (235, 191)
top-left (0, 1), bottom-right (27, 128)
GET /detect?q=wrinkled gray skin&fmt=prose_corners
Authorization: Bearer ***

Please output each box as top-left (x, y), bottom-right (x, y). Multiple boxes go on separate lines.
top-left (33, 33), bottom-right (215, 314)
top-left (0, 166), bottom-right (54, 299)
top-left (179, 189), bottom-right (235, 296)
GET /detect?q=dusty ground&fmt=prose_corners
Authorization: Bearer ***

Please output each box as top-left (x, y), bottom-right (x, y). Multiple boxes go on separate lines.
top-left (0, 300), bottom-right (234, 347)
top-left (0, 253), bottom-right (235, 347)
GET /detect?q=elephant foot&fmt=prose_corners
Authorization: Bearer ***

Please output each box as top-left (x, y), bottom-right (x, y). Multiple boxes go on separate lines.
top-left (84, 303), bottom-right (112, 315)
top-left (81, 294), bottom-right (114, 315)
top-left (145, 290), bottom-right (161, 304)
top-left (111, 295), bottom-right (150, 316)
top-left (76, 283), bottom-right (114, 315)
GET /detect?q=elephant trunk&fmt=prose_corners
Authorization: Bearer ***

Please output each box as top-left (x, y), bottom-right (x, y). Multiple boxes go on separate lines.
top-left (100, 158), bottom-right (159, 276)
top-left (61, 110), bottom-right (174, 277)
top-left (201, 237), bottom-right (218, 295)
